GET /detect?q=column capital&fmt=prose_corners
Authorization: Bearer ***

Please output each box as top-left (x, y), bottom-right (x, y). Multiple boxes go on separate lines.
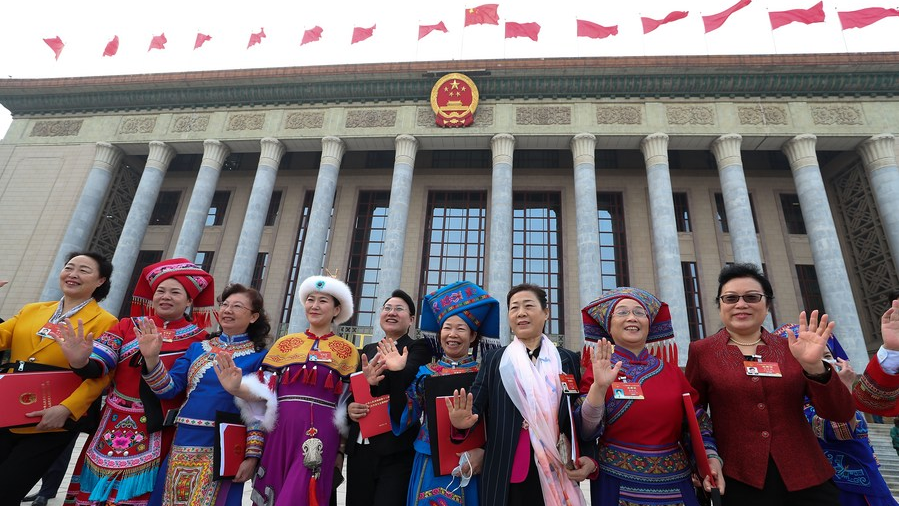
top-left (395, 134), bottom-right (419, 166)
top-left (93, 142), bottom-right (124, 173)
top-left (640, 133), bottom-right (669, 167)
top-left (201, 139), bottom-right (231, 170)
top-left (260, 137), bottom-right (286, 167)
top-left (491, 133), bottom-right (516, 166)
top-left (321, 136), bottom-right (346, 166)
top-left (711, 134), bottom-right (743, 169)
top-left (857, 134), bottom-right (898, 172)
top-left (570, 133), bottom-right (596, 166)
top-left (147, 141), bottom-right (176, 169)
top-left (782, 134), bottom-right (818, 170)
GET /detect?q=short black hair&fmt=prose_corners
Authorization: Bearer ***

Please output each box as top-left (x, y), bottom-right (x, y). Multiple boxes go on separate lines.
top-left (385, 289), bottom-right (416, 316)
top-left (507, 283), bottom-right (548, 309)
top-left (65, 251), bottom-right (113, 302)
top-left (716, 263), bottom-right (773, 308)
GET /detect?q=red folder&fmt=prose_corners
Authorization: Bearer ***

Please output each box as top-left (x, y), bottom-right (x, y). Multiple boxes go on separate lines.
top-left (350, 371), bottom-right (392, 438)
top-left (0, 371), bottom-right (83, 428)
top-left (435, 396), bottom-right (486, 476)
top-left (683, 393), bottom-right (722, 505)
top-left (214, 412), bottom-right (246, 480)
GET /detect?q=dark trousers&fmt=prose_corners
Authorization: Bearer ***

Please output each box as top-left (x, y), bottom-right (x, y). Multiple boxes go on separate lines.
top-left (0, 429), bottom-right (78, 506)
top-left (723, 458), bottom-right (841, 506)
top-left (507, 452), bottom-right (545, 506)
top-left (346, 444), bottom-right (415, 506)
top-left (34, 434), bottom-right (79, 498)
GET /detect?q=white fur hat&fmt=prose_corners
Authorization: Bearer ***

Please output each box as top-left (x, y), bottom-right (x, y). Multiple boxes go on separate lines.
top-left (298, 276), bottom-right (355, 325)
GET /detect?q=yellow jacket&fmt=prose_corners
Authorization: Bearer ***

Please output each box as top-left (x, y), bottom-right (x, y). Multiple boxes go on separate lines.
top-left (0, 300), bottom-right (117, 434)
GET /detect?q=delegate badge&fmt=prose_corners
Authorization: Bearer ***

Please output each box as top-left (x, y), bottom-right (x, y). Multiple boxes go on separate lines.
top-left (158, 328), bottom-right (176, 343)
top-left (37, 323), bottom-right (61, 340)
top-left (559, 373), bottom-right (579, 394)
top-left (743, 361), bottom-right (783, 377)
top-left (308, 350), bottom-right (333, 363)
top-left (611, 381), bottom-right (645, 400)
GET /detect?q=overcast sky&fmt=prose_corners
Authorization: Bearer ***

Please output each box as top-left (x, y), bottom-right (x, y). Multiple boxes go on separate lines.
top-left (1, 0), bottom-right (897, 137)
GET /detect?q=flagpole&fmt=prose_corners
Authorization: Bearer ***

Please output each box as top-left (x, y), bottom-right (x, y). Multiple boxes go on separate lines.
top-left (767, 9), bottom-right (780, 55)
top-left (836, 7), bottom-right (849, 54)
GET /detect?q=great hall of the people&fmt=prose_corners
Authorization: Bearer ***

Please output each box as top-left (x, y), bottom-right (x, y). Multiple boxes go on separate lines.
top-left (1, 53), bottom-right (897, 365)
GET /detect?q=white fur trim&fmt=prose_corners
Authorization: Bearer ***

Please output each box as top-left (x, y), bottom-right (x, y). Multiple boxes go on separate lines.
top-left (333, 383), bottom-right (352, 438)
top-left (299, 276), bottom-right (355, 325)
top-left (234, 372), bottom-right (279, 432)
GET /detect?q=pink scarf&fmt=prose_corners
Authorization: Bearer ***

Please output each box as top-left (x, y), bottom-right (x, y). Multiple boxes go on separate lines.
top-left (499, 335), bottom-right (587, 506)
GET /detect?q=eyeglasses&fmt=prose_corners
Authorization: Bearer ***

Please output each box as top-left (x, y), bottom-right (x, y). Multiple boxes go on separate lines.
top-left (718, 293), bottom-right (766, 304)
top-left (381, 305), bottom-right (408, 314)
top-left (220, 302), bottom-right (252, 312)
top-left (612, 308), bottom-right (648, 318)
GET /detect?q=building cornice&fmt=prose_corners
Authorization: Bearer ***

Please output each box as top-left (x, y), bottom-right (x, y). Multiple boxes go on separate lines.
top-left (1, 54), bottom-right (897, 116)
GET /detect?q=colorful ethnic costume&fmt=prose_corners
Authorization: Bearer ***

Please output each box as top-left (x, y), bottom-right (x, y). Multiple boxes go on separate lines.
top-left (390, 280), bottom-right (501, 506)
top-left (775, 325), bottom-right (899, 506)
top-left (65, 259), bottom-right (215, 506)
top-left (579, 287), bottom-right (718, 506)
top-left (236, 276), bottom-right (360, 506)
top-left (144, 333), bottom-right (267, 505)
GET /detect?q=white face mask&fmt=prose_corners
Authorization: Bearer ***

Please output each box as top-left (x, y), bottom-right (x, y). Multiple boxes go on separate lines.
top-left (449, 451), bottom-right (473, 492)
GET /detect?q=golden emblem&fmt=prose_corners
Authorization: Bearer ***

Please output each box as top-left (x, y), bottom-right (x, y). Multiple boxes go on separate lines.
top-left (430, 73), bottom-right (479, 127)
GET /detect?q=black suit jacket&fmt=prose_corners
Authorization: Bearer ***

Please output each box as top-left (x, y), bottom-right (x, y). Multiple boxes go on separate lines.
top-left (469, 344), bottom-right (584, 506)
top-left (346, 334), bottom-right (432, 457)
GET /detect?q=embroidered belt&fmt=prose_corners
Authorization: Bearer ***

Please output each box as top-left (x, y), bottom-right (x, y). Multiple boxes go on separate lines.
top-left (278, 395), bottom-right (336, 408)
top-left (175, 416), bottom-right (215, 427)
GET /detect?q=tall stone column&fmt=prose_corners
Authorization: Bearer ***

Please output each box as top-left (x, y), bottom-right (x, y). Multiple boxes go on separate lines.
top-left (288, 136), bottom-right (346, 334)
top-left (783, 134), bottom-right (866, 366)
top-left (857, 134), bottom-right (899, 275)
top-left (173, 139), bottom-right (230, 259)
top-left (711, 134), bottom-right (773, 329)
top-left (372, 135), bottom-right (418, 341)
top-left (570, 133), bottom-right (601, 347)
top-left (489, 134), bottom-right (515, 345)
top-left (640, 133), bottom-right (690, 364)
top-left (102, 141), bottom-right (176, 313)
top-left (41, 142), bottom-right (123, 301)
top-left (230, 138), bottom-right (285, 286)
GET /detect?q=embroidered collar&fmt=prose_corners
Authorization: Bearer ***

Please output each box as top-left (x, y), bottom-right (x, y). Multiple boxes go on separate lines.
top-left (305, 329), bottom-right (335, 340)
top-left (219, 332), bottom-right (250, 345)
top-left (438, 355), bottom-right (476, 367)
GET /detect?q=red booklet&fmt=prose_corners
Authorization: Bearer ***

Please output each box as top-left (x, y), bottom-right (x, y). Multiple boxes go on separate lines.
top-left (214, 412), bottom-right (246, 480)
top-left (435, 396), bottom-right (486, 476)
top-left (0, 371), bottom-right (83, 428)
top-left (350, 371), bottom-right (392, 438)
top-left (682, 393), bottom-right (722, 505)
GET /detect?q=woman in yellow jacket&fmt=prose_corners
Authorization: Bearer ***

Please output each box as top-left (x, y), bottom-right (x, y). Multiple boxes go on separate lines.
top-left (0, 251), bottom-right (117, 505)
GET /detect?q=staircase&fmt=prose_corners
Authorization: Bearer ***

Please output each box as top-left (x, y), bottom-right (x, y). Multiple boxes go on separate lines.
top-left (864, 422), bottom-right (899, 498)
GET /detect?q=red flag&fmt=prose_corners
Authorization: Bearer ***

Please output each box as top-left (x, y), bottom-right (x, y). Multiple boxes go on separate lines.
top-left (838, 7), bottom-right (899, 29)
top-left (465, 4), bottom-right (500, 26)
top-left (247, 28), bottom-right (266, 48)
top-left (504, 21), bottom-right (540, 41)
top-left (769, 1), bottom-right (825, 29)
top-left (194, 32), bottom-right (212, 49)
top-left (642, 11), bottom-right (689, 34)
top-left (148, 33), bottom-right (167, 51)
top-left (301, 26), bottom-right (323, 45)
top-left (703, 0), bottom-right (752, 33)
top-left (419, 21), bottom-right (448, 39)
top-left (103, 35), bottom-right (119, 57)
top-left (576, 19), bottom-right (618, 39)
top-left (43, 36), bottom-right (65, 60)
top-left (351, 25), bottom-right (376, 44)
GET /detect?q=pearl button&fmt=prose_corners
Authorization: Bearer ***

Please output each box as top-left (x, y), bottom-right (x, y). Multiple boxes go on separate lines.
top-left (761, 431), bottom-right (770, 438)
top-left (757, 403), bottom-right (765, 410)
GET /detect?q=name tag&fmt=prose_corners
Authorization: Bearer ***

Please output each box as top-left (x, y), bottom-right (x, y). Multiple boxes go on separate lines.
top-left (210, 346), bottom-right (233, 358)
top-left (744, 361), bottom-right (782, 377)
top-left (611, 381), bottom-right (644, 400)
top-left (159, 328), bottom-right (176, 343)
top-left (559, 374), bottom-right (579, 394)
top-left (37, 323), bottom-right (61, 340)
top-left (308, 350), bottom-right (332, 363)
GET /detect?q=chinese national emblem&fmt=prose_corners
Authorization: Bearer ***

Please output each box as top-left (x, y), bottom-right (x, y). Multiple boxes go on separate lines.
top-left (430, 73), bottom-right (479, 127)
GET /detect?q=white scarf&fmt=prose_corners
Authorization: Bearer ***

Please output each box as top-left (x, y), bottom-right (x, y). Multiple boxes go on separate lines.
top-left (499, 335), bottom-right (586, 506)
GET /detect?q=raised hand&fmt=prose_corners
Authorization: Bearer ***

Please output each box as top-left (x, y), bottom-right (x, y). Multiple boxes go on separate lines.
top-left (834, 358), bottom-right (857, 390)
top-left (446, 388), bottom-right (479, 430)
top-left (58, 318), bottom-right (95, 368)
top-left (136, 317), bottom-right (163, 370)
top-left (788, 310), bottom-right (834, 375)
top-left (213, 352), bottom-right (244, 395)
top-left (361, 353), bottom-right (387, 386)
top-left (377, 338), bottom-right (409, 372)
top-left (586, 339), bottom-right (622, 408)
top-left (882, 299), bottom-right (899, 351)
